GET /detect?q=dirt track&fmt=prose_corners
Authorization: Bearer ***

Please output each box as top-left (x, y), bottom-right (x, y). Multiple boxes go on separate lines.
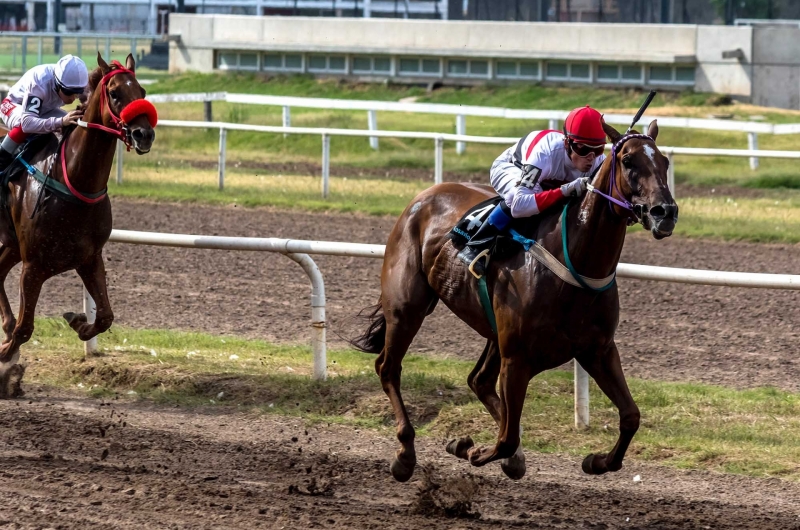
top-left (7, 198), bottom-right (799, 390)
top-left (1, 387), bottom-right (799, 529)
top-left (1, 199), bottom-right (800, 528)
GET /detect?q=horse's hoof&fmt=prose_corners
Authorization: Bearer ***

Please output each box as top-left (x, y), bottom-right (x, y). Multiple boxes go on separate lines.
top-left (445, 436), bottom-right (474, 459)
top-left (390, 456), bottom-right (415, 483)
top-left (501, 459), bottom-right (526, 480)
top-left (581, 453), bottom-right (609, 475)
top-left (63, 312), bottom-right (86, 326)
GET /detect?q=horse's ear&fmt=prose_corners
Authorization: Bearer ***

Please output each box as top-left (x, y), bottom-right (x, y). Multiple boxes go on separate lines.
top-left (601, 116), bottom-right (622, 144)
top-left (647, 119), bottom-right (659, 142)
top-left (125, 53), bottom-right (136, 73)
top-left (97, 52), bottom-right (110, 74)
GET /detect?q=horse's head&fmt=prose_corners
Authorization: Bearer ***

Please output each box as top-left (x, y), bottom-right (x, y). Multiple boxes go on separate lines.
top-left (89, 53), bottom-right (156, 155)
top-left (602, 120), bottom-right (678, 239)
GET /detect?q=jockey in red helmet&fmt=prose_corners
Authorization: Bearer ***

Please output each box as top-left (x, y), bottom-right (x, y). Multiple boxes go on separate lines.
top-left (458, 105), bottom-right (608, 276)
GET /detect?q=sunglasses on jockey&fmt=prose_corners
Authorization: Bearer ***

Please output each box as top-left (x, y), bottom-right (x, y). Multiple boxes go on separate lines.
top-left (55, 79), bottom-right (83, 96)
top-left (568, 139), bottom-right (606, 158)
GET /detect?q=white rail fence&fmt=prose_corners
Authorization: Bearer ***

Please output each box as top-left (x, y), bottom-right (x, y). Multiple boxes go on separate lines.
top-left (147, 92), bottom-right (800, 170)
top-left (82, 229), bottom-right (800, 429)
top-left (123, 119), bottom-right (800, 199)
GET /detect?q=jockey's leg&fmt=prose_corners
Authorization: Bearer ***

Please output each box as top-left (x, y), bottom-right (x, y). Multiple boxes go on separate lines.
top-left (0, 126), bottom-right (26, 172)
top-left (456, 201), bottom-right (512, 277)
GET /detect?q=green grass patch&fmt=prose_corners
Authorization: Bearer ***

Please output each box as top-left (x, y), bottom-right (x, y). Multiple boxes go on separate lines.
top-left (23, 317), bottom-right (800, 480)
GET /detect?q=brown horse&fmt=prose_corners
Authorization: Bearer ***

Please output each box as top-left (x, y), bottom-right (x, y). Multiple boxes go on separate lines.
top-left (352, 120), bottom-right (677, 482)
top-left (0, 53), bottom-right (155, 394)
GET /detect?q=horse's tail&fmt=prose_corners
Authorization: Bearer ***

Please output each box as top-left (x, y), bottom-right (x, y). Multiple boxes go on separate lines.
top-left (349, 298), bottom-right (386, 354)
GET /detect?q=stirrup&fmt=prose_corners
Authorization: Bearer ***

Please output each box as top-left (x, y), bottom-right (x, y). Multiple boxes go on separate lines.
top-left (468, 249), bottom-right (490, 280)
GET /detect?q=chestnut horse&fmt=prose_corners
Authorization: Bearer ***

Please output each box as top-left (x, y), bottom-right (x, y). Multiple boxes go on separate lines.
top-left (352, 120), bottom-right (678, 482)
top-left (0, 54), bottom-right (156, 395)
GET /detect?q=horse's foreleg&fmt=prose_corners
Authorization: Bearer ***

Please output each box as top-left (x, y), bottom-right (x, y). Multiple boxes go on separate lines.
top-left (576, 342), bottom-right (640, 475)
top-left (0, 245), bottom-right (21, 342)
top-left (465, 354), bottom-right (532, 468)
top-left (65, 254), bottom-right (113, 341)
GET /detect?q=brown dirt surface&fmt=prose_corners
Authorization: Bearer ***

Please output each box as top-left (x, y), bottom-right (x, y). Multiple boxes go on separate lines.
top-left (1, 388), bottom-right (800, 529)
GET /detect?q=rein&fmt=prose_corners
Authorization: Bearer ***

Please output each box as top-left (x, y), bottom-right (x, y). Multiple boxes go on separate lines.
top-left (61, 61), bottom-right (157, 205)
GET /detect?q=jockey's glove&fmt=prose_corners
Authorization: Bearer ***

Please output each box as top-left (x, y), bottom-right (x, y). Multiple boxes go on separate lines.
top-left (560, 177), bottom-right (590, 198)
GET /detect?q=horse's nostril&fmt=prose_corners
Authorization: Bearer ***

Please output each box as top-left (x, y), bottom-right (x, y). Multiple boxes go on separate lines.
top-left (131, 129), bottom-right (144, 141)
top-left (649, 205), bottom-right (666, 219)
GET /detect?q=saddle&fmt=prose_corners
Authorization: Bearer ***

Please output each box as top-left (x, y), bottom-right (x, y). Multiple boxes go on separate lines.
top-left (449, 196), bottom-right (544, 263)
top-left (0, 133), bottom-right (60, 247)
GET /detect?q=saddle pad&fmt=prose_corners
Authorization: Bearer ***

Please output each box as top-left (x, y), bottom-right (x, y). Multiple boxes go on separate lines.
top-left (448, 196), bottom-right (504, 247)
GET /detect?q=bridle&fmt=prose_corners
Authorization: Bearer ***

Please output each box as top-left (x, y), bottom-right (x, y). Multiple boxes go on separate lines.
top-left (586, 133), bottom-right (654, 226)
top-left (59, 61), bottom-right (157, 204)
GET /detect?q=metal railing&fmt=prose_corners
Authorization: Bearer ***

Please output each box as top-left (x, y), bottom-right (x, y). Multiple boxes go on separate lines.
top-left (83, 230), bottom-right (800, 424)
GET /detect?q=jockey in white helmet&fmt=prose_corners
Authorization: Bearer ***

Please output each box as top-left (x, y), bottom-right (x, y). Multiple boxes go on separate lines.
top-left (458, 106), bottom-right (608, 276)
top-left (0, 54), bottom-right (89, 171)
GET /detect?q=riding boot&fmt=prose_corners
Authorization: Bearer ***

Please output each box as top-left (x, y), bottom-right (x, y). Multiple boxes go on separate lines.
top-left (0, 149), bottom-right (15, 176)
top-left (457, 202), bottom-right (513, 278)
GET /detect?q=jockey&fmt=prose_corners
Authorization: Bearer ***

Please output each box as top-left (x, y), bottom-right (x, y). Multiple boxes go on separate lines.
top-left (0, 54), bottom-right (89, 172)
top-left (458, 105), bottom-right (608, 275)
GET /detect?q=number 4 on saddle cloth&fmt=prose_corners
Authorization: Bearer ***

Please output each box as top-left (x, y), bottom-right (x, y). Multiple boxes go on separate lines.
top-left (449, 196), bottom-right (540, 279)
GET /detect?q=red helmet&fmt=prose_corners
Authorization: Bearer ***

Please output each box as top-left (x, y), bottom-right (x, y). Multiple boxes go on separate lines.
top-left (564, 106), bottom-right (606, 145)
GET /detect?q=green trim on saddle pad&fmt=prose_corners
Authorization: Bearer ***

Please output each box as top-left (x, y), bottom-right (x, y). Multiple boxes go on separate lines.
top-left (477, 275), bottom-right (497, 336)
top-left (561, 200), bottom-right (616, 293)
top-left (16, 155), bottom-right (107, 205)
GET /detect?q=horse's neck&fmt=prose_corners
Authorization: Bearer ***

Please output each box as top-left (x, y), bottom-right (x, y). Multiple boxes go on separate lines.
top-left (563, 164), bottom-right (628, 279)
top-left (59, 101), bottom-right (117, 193)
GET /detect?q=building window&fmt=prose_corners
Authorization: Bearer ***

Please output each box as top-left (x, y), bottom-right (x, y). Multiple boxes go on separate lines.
top-left (649, 65), bottom-right (696, 85)
top-left (496, 60), bottom-right (540, 80)
top-left (352, 56), bottom-right (392, 75)
top-left (598, 64), bottom-right (643, 84)
top-left (308, 55), bottom-right (347, 73)
top-left (570, 63), bottom-right (590, 80)
top-left (547, 62), bottom-right (568, 79)
top-left (519, 62), bottom-right (539, 78)
top-left (497, 61), bottom-right (517, 77)
top-left (546, 62), bottom-right (590, 82)
top-left (399, 57), bottom-right (441, 76)
top-left (447, 59), bottom-right (489, 78)
top-left (263, 53), bottom-right (303, 72)
top-left (217, 51), bottom-right (259, 71)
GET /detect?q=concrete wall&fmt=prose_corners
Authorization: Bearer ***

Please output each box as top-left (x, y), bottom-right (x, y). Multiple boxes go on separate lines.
top-left (752, 26), bottom-right (800, 110)
top-left (694, 25), bottom-right (752, 97)
top-left (171, 15), bottom-right (697, 62)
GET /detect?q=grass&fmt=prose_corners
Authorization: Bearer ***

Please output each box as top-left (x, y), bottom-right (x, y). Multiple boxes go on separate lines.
top-left (22, 317), bottom-right (800, 480)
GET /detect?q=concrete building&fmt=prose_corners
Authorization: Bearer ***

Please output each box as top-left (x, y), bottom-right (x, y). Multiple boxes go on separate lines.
top-left (169, 14), bottom-right (800, 108)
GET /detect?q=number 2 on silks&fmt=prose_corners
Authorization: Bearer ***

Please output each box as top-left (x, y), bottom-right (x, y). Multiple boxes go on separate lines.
top-left (519, 164), bottom-right (542, 189)
top-left (465, 204), bottom-right (495, 232)
top-left (25, 96), bottom-right (41, 115)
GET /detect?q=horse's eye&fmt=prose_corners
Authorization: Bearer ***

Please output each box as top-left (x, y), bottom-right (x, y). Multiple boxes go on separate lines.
top-left (622, 157), bottom-right (633, 169)
top-left (109, 90), bottom-right (118, 100)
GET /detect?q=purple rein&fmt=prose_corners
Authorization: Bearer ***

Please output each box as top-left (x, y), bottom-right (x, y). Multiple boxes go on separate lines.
top-left (588, 133), bottom-right (654, 222)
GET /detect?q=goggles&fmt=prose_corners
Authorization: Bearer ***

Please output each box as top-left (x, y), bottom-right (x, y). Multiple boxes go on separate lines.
top-left (56, 79), bottom-right (83, 96)
top-left (569, 140), bottom-right (605, 158)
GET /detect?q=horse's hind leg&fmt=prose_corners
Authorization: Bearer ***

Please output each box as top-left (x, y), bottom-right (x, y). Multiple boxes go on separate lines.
top-left (0, 245), bottom-right (21, 342)
top-left (376, 270), bottom-right (436, 483)
top-left (463, 339), bottom-right (526, 479)
top-left (64, 253), bottom-right (113, 341)
top-left (576, 342), bottom-right (640, 475)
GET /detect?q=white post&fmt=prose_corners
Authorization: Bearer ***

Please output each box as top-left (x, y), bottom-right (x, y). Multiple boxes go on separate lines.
top-left (116, 140), bottom-right (123, 184)
top-left (456, 114), bottom-right (466, 155)
top-left (282, 105), bottom-right (291, 138)
top-left (363, 0), bottom-right (371, 17)
top-left (574, 360), bottom-right (590, 430)
top-left (148, 0), bottom-right (157, 35)
top-left (218, 128), bottom-right (227, 191)
top-left (26, 2), bottom-right (35, 31)
top-left (285, 253), bottom-right (326, 381)
top-left (46, 0), bottom-right (53, 31)
top-left (549, 118), bottom-right (560, 131)
top-left (83, 287), bottom-right (98, 356)
top-left (321, 133), bottom-right (330, 198)
top-left (367, 109), bottom-right (378, 150)
top-left (434, 136), bottom-right (444, 184)
top-left (667, 152), bottom-right (675, 197)
top-left (748, 132), bottom-right (759, 170)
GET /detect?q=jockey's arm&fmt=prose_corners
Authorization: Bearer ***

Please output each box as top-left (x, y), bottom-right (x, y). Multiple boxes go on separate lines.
top-left (508, 185), bottom-right (565, 218)
top-left (18, 90), bottom-right (63, 134)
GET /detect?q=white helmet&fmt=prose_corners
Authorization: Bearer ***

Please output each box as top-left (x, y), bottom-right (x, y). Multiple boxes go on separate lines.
top-left (54, 54), bottom-right (88, 93)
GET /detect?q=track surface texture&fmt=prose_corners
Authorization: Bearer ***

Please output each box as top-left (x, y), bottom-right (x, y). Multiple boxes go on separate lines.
top-left (9, 198), bottom-right (798, 391)
top-left (0, 388), bottom-right (799, 529)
